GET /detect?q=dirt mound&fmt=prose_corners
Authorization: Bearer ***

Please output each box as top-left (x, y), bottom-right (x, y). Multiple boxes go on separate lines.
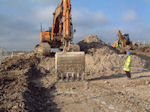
top-left (78, 35), bottom-right (119, 54)
top-left (77, 35), bottom-right (150, 75)
top-left (79, 35), bottom-right (104, 43)
top-left (0, 52), bottom-right (56, 111)
top-left (133, 45), bottom-right (150, 55)
top-left (0, 52), bottom-right (38, 71)
top-left (85, 51), bottom-right (147, 75)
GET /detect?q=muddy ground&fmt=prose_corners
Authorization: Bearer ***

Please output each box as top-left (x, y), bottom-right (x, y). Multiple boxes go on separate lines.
top-left (0, 35), bottom-right (150, 112)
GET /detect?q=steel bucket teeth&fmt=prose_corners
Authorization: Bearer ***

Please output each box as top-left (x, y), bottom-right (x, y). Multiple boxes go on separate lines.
top-left (57, 72), bottom-right (85, 82)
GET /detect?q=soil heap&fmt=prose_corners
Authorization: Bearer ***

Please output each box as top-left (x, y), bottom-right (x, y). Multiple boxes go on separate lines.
top-left (78, 35), bottom-right (150, 75)
top-left (0, 52), bottom-right (56, 111)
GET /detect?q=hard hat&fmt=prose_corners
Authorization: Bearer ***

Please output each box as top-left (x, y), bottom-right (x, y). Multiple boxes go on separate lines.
top-left (127, 51), bottom-right (131, 55)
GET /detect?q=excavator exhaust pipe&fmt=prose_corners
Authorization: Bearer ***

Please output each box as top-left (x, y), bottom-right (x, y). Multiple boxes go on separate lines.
top-left (55, 52), bottom-right (85, 81)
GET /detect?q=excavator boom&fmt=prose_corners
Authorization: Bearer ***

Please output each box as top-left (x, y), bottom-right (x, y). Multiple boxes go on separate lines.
top-left (40, 0), bottom-right (73, 50)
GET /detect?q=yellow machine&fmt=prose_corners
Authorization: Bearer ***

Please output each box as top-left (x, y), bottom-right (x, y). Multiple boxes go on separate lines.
top-left (112, 30), bottom-right (133, 49)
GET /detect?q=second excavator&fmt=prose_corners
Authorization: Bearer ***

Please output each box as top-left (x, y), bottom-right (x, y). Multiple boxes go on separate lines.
top-left (112, 30), bottom-right (133, 53)
top-left (35, 0), bottom-right (85, 81)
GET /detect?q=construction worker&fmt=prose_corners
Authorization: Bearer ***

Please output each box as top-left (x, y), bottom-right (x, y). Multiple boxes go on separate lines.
top-left (123, 51), bottom-right (132, 78)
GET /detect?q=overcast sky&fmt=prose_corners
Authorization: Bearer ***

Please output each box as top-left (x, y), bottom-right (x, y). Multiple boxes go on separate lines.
top-left (0, 0), bottom-right (150, 50)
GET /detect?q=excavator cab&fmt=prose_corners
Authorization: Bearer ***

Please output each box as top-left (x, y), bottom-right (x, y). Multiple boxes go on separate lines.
top-left (124, 34), bottom-right (130, 45)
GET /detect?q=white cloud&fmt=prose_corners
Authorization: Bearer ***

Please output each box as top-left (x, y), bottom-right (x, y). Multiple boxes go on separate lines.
top-left (31, 0), bottom-right (57, 3)
top-left (122, 10), bottom-right (138, 23)
top-left (33, 6), bottom-right (55, 26)
top-left (126, 25), bottom-right (150, 43)
top-left (72, 9), bottom-right (110, 28)
top-left (0, 2), bottom-right (56, 50)
top-left (72, 9), bottom-right (110, 41)
top-left (29, 0), bottom-right (59, 6)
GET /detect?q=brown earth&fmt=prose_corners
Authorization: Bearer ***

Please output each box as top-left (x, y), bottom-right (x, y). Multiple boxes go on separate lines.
top-left (0, 35), bottom-right (150, 112)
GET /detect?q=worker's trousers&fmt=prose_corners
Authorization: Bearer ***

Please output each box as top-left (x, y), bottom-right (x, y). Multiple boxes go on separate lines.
top-left (125, 71), bottom-right (131, 78)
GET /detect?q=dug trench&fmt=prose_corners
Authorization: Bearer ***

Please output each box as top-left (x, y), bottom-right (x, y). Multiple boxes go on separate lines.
top-left (0, 53), bottom-right (59, 112)
top-left (22, 66), bottom-right (59, 112)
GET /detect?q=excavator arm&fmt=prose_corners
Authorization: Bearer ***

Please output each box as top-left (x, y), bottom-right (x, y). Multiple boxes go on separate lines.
top-left (40, 0), bottom-right (73, 51)
top-left (117, 30), bottom-right (127, 47)
top-left (51, 0), bottom-right (63, 41)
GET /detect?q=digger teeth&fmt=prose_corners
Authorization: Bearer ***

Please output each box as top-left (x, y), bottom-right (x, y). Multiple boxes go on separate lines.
top-left (57, 72), bottom-right (85, 82)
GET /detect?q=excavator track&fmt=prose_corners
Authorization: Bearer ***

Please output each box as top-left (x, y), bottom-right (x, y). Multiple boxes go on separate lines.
top-left (55, 52), bottom-right (85, 81)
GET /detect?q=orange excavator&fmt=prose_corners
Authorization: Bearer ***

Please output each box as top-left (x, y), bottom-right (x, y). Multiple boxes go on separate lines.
top-left (112, 30), bottom-right (133, 52)
top-left (36, 0), bottom-right (76, 55)
top-left (35, 0), bottom-right (85, 81)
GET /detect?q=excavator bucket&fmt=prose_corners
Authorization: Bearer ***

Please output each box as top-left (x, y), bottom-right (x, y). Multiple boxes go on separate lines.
top-left (112, 40), bottom-right (119, 47)
top-left (55, 52), bottom-right (85, 81)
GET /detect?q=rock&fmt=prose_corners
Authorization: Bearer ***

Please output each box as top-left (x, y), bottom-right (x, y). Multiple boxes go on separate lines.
top-left (108, 105), bottom-right (115, 110)
top-left (12, 105), bottom-right (18, 109)
top-left (101, 101), bottom-right (106, 105)
top-left (145, 81), bottom-right (150, 85)
top-left (104, 81), bottom-right (109, 84)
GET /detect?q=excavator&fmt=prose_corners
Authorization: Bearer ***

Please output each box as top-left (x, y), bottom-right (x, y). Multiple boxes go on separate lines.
top-left (35, 0), bottom-right (85, 81)
top-left (112, 30), bottom-right (133, 53)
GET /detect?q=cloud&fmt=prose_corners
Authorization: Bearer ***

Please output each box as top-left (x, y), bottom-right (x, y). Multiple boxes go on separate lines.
top-left (0, 13), bottom-right (38, 50)
top-left (31, 0), bottom-right (57, 3)
top-left (72, 9), bottom-right (110, 42)
top-left (73, 9), bottom-right (110, 28)
top-left (30, 0), bottom-right (58, 6)
top-left (0, 5), bottom-right (56, 50)
top-left (34, 7), bottom-right (55, 25)
top-left (122, 10), bottom-right (138, 23)
top-left (0, 0), bottom-right (59, 50)
top-left (126, 25), bottom-right (150, 43)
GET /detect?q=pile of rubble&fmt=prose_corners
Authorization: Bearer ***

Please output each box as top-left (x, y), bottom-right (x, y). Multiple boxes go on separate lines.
top-left (78, 35), bottom-right (150, 75)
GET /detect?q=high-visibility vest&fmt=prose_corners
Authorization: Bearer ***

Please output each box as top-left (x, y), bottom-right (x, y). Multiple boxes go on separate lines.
top-left (123, 56), bottom-right (132, 71)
